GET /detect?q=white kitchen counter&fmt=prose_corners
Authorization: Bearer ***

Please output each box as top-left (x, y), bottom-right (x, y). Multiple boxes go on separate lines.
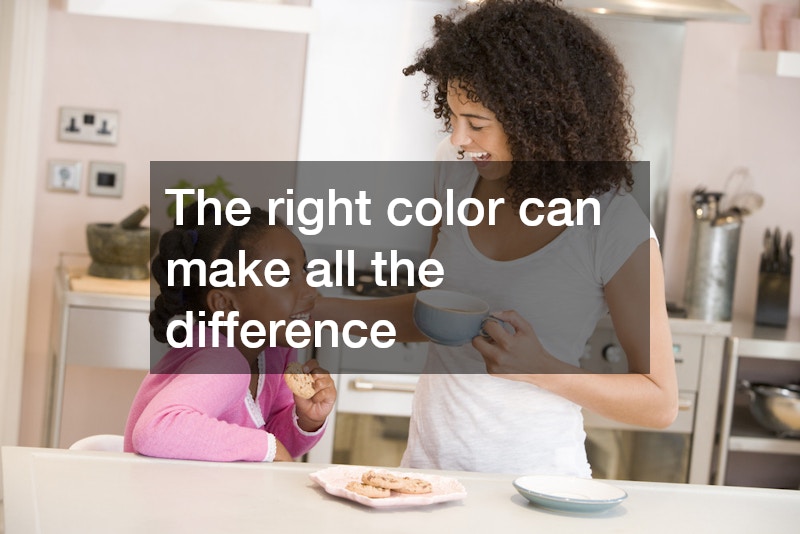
top-left (3, 447), bottom-right (798, 534)
top-left (594, 313), bottom-right (732, 337)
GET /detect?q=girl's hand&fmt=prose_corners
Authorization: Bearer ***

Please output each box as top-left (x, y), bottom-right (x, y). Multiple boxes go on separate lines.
top-left (273, 438), bottom-right (293, 462)
top-left (472, 310), bottom-right (568, 378)
top-left (293, 359), bottom-right (336, 432)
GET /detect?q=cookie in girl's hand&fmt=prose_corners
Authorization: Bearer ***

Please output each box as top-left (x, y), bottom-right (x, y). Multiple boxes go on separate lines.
top-left (284, 361), bottom-right (316, 399)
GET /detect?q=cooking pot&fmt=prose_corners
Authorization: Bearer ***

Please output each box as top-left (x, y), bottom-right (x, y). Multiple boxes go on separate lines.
top-left (740, 380), bottom-right (800, 438)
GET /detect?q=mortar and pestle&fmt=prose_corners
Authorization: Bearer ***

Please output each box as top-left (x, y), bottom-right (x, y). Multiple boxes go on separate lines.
top-left (86, 205), bottom-right (160, 280)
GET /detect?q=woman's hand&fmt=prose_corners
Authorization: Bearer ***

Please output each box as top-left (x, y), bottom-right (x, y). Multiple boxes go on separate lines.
top-left (471, 241), bottom-right (679, 429)
top-left (472, 310), bottom-right (572, 378)
top-left (292, 359), bottom-right (336, 432)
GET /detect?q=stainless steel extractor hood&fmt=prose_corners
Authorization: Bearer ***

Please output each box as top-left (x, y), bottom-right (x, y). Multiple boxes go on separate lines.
top-left (563, 0), bottom-right (750, 23)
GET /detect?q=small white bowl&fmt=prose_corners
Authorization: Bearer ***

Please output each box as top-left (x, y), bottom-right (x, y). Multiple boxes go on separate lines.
top-left (513, 475), bottom-right (627, 513)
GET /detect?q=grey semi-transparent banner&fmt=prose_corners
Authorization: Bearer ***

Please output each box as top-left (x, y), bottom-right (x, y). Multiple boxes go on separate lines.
top-left (149, 161), bottom-right (651, 375)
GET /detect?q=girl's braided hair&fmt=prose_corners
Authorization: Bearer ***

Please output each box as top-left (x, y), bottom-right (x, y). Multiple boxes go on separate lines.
top-left (149, 202), bottom-right (283, 343)
top-left (403, 0), bottom-right (637, 208)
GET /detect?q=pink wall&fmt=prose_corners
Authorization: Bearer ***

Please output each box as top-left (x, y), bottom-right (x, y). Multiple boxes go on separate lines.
top-left (19, 7), bottom-right (307, 446)
top-left (663, 0), bottom-right (800, 320)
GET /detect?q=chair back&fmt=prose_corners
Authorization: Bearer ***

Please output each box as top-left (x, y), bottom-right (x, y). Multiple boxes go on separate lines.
top-left (68, 434), bottom-right (124, 452)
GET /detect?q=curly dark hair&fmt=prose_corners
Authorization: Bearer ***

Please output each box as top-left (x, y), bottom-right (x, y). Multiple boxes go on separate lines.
top-left (149, 202), bottom-right (284, 343)
top-left (403, 0), bottom-right (637, 207)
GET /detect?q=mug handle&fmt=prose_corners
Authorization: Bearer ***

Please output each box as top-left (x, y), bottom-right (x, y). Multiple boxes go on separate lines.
top-left (479, 315), bottom-right (515, 339)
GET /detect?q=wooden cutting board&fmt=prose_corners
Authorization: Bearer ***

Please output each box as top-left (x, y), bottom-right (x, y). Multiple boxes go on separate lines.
top-left (69, 270), bottom-right (151, 297)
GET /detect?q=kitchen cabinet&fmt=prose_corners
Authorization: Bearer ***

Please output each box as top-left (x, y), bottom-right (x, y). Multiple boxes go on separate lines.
top-left (44, 258), bottom-right (152, 448)
top-left (582, 316), bottom-right (730, 484)
top-left (715, 317), bottom-right (800, 489)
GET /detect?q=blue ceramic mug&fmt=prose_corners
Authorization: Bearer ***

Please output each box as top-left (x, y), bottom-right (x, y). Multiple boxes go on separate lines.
top-left (413, 289), bottom-right (491, 346)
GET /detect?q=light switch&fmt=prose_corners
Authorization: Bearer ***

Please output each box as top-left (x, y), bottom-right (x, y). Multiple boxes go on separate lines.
top-left (47, 160), bottom-right (82, 193)
top-left (88, 161), bottom-right (124, 197)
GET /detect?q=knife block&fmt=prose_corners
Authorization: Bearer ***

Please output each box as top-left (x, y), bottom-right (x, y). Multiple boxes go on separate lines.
top-left (755, 271), bottom-right (791, 327)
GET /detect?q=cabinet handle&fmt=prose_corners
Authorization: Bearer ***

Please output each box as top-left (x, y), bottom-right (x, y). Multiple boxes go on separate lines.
top-left (351, 377), bottom-right (417, 393)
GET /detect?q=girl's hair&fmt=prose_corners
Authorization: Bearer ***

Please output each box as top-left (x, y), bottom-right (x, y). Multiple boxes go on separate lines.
top-left (403, 0), bottom-right (637, 207)
top-left (149, 202), bottom-right (284, 343)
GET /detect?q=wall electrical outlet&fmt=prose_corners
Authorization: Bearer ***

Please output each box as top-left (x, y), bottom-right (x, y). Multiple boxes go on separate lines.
top-left (58, 107), bottom-right (119, 145)
top-left (47, 160), bottom-right (82, 193)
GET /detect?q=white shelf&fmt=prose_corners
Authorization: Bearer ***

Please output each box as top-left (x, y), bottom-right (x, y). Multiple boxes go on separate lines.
top-left (739, 50), bottom-right (800, 78)
top-left (716, 319), bottom-right (800, 486)
top-left (728, 406), bottom-right (800, 455)
top-left (732, 316), bottom-right (800, 360)
top-left (729, 436), bottom-right (800, 455)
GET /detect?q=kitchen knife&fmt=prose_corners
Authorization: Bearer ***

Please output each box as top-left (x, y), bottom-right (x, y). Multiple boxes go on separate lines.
top-left (773, 227), bottom-right (782, 270)
top-left (761, 228), bottom-right (772, 272)
top-left (784, 231), bottom-right (793, 274)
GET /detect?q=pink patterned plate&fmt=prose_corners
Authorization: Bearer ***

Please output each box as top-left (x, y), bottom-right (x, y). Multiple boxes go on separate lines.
top-left (309, 465), bottom-right (467, 508)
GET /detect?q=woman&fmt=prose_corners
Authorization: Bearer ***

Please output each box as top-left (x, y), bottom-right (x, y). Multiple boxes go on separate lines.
top-left (314, 0), bottom-right (677, 476)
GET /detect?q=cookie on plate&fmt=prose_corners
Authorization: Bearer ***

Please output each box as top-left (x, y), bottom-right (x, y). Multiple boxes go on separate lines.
top-left (284, 362), bottom-right (315, 399)
top-left (345, 481), bottom-right (391, 499)
top-left (362, 470), bottom-right (433, 494)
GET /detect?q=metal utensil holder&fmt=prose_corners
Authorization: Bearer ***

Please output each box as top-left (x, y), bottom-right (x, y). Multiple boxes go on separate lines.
top-left (684, 217), bottom-right (742, 322)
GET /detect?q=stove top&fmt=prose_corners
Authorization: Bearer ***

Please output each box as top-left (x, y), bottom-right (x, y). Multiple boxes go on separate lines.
top-left (346, 268), bottom-right (421, 298)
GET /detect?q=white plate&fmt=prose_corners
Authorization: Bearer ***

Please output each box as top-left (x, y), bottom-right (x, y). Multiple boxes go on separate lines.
top-left (513, 475), bottom-right (627, 513)
top-left (310, 465), bottom-right (467, 508)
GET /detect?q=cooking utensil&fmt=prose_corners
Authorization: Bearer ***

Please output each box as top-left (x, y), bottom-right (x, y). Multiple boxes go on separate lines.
top-left (717, 167), bottom-right (762, 217)
top-left (691, 188), bottom-right (709, 220)
top-left (729, 191), bottom-right (764, 216)
top-left (690, 188), bottom-right (723, 221)
top-left (739, 380), bottom-right (800, 438)
top-left (720, 166), bottom-right (764, 215)
top-left (783, 231), bottom-right (793, 274)
top-left (761, 228), bottom-right (773, 272)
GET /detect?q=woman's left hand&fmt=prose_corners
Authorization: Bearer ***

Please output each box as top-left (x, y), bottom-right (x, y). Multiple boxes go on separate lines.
top-left (472, 310), bottom-right (566, 378)
top-left (293, 360), bottom-right (337, 432)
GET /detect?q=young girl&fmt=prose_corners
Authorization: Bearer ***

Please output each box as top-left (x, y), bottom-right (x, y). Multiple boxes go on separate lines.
top-left (313, 0), bottom-right (678, 476)
top-left (124, 203), bottom-right (335, 462)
